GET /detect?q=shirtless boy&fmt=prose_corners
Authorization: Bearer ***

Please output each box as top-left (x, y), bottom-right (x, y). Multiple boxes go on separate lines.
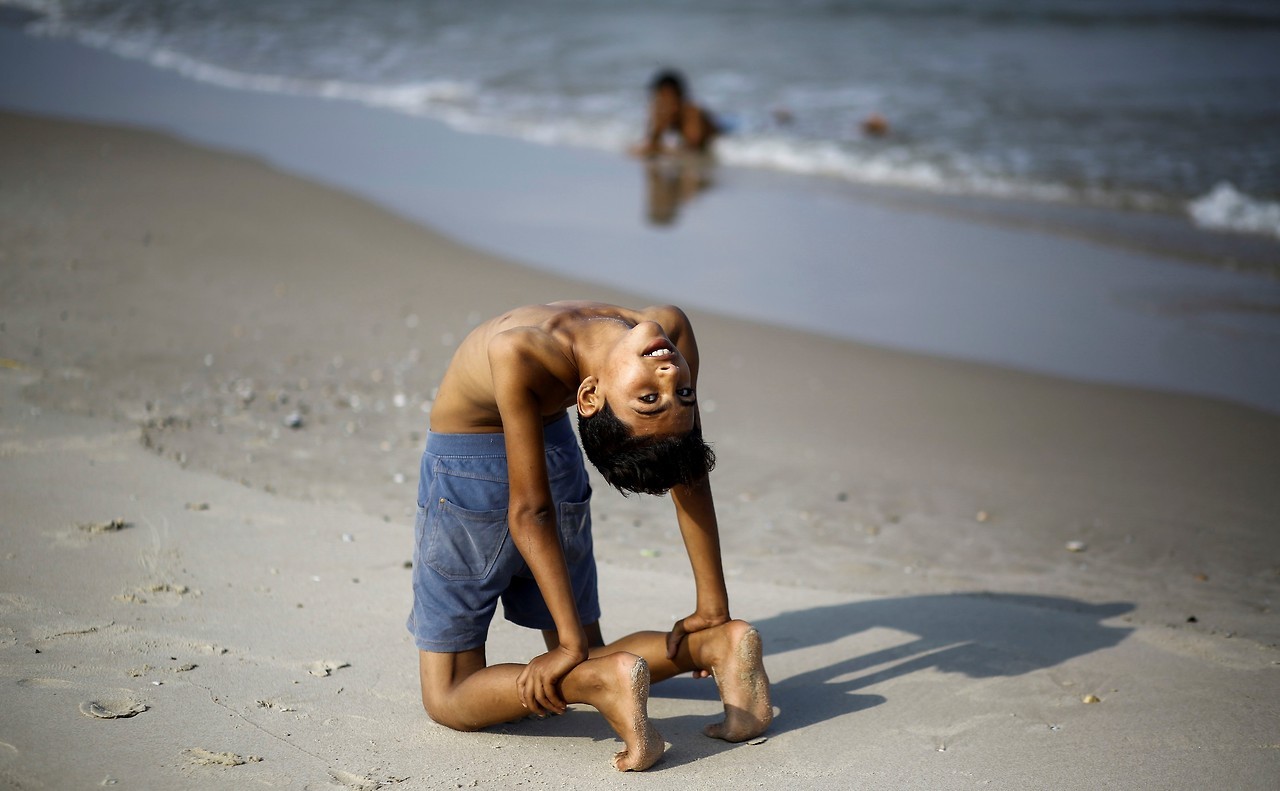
top-left (632, 69), bottom-right (720, 156)
top-left (407, 301), bottom-right (772, 771)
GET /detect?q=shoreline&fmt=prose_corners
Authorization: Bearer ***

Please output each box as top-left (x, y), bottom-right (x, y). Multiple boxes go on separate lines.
top-left (4, 108), bottom-right (1279, 641)
top-left (2, 27), bottom-right (1279, 413)
top-left (2, 109), bottom-right (1278, 789)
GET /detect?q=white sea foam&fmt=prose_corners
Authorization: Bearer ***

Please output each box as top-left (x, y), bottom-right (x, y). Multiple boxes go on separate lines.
top-left (1187, 183), bottom-right (1280, 238)
top-left (716, 136), bottom-right (1079, 203)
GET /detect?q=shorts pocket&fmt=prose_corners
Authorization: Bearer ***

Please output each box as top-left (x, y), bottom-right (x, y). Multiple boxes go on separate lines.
top-left (557, 498), bottom-right (593, 565)
top-left (426, 499), bottom-right (509, 581)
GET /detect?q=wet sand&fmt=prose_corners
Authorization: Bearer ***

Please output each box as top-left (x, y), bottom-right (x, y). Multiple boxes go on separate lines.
top-left (1, 112), bottom-right (1278, 789)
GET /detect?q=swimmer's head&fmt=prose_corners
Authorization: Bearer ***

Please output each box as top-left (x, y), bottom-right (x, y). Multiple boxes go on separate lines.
top-left (649, 69), bottom-right (687, 101)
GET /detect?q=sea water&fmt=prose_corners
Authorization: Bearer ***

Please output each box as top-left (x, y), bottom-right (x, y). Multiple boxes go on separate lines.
top-left (5, 0), bottom-right (1279, 236)
top-left (2, 3), bottom-right (1278, 413)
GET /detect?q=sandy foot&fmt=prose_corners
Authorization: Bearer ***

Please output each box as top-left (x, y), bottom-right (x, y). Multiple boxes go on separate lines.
top-left (601, 655), bottom-right (664, 771)
top-left (706, 624), bottom-right (773, 742)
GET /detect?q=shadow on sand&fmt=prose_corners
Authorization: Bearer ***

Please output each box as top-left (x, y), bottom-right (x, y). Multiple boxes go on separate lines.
top-left (501, 592), bottom-right (1134, 770)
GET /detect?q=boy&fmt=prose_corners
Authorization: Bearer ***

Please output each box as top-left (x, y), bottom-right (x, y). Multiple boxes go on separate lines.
top-left (407, 301), bottom-right (772, 771)
top-left (632, 69), bottom-right (720, 157)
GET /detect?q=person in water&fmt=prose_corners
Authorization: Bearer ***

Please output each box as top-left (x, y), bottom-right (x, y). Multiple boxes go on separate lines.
top-left (407, 301), bottom-right (772, 771)
top-left (632, 69), bottom-right (720, 156)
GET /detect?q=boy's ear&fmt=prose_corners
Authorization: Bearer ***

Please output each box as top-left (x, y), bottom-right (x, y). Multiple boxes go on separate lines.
top-left (576, 376), bottom-right (600, 417)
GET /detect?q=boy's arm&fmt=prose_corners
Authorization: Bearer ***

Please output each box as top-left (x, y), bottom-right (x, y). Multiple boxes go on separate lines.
top-left (490, 333), bottom-right (589, 715)
top-left (666, 473), bottom-right (731, 658)
top-left (656, 306), bottom-right (730, 656)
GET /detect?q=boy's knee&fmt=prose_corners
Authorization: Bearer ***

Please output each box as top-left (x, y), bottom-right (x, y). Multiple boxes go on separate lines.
top-left (421, 691), bottom-right (481, 732)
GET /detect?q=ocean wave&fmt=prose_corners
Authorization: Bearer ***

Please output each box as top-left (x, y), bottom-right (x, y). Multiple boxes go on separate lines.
top-left (1188, 183), bottom-right (1280, 238)
top-left (786, 0), bottom-right (1280, 29)
top-left (717, 136), bottom-right (1075, 200)
top-left (9, 0), bottom-right (1277, 240)
top-left (12, 13), bottom-right (1187, 218)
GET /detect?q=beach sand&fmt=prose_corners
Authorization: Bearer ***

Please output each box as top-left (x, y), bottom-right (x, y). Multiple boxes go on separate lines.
top-left (1, 111), bottom-right (1278, 789)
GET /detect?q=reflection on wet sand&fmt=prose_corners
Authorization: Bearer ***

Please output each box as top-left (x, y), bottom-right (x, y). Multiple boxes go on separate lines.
top-left (644, 153), bottom-right (715, 227)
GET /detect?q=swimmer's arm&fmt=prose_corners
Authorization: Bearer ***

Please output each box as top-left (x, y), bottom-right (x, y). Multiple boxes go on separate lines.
top-left (491, 334), bottom-right (588, 714)
top-left (682, 104), bottom-right (716, 149)
top-left (633, 95), bottom-right (675, 157)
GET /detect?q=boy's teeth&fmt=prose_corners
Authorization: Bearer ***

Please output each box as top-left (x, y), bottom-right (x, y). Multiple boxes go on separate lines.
top-left (646, 348), bottom-right (672, 357)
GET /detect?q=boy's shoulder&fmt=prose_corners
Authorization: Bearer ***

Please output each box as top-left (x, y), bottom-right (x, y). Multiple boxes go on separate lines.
top-left (487, 323), bottom-right (561, 362)
top-left (486, 324), bottom-right (578, 390)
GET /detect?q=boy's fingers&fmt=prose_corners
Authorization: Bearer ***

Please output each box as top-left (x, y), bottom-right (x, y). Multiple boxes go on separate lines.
top-left (535, 682), bottom-right (559, 715)
top-left (666, 619), bottom-right (687, 659)
top-left (546, 683), bottom-right (565, 713)
top-left (516, 670), bottom-right (539, 713)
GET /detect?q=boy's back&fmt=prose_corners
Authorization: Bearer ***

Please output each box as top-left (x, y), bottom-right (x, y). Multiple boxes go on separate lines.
top-left (429, 301), bottom-right (694, 434)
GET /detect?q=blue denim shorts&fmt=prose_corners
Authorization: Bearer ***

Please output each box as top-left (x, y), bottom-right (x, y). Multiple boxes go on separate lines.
top-left (406, 412), bottom-right (599, 653)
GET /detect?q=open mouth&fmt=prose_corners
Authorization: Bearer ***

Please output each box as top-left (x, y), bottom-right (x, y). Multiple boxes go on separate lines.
top-left (642, 338), bottom-right (674, 357)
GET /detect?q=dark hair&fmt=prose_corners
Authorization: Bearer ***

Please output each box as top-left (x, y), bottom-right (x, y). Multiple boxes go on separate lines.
top-left (649, 69), bottom-right (687, 99)
top-left (578, 401), bottom-right (715, 496)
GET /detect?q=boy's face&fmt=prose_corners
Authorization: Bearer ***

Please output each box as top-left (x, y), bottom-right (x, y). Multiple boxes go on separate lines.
top-left (653, 85), bottom-right (681, 117)
top-left (583, 320), bottom-right (696, 436)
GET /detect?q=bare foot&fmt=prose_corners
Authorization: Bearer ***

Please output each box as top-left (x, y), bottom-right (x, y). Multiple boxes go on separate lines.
top-left (590, 653), bottom-right (664, 771)
top-left (705, 622), bottom-right (773, 742)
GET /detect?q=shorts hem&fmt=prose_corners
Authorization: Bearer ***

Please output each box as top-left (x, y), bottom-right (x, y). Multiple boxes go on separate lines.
top-left (413, 636), bottom-right (488, 654)
top-left (504, 606), bottom-right (602, 633)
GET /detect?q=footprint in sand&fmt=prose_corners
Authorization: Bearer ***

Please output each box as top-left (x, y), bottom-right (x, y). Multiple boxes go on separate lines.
top-left (184, 748), bottom-right (263, 767)
top-left (16, 678), bottom-right (75, 689)
top-left (328, 769), bottom-right (410, 790)
top-left (114, 582), bottom-right (198, 606)
top-left (307, 660), bottom-right (350, 677)
top-left (79, 698), bottom-right (148, 719)
top-left (77, 519), bottom-right (131, 534)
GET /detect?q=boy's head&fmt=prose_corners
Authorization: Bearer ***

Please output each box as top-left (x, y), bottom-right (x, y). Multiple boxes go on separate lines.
top-left (649, 69), bottom-right (687, 101)
top-left (575, 319), bottom-right (714, 494)
top-left (577, 403), bottom-right (715, 495)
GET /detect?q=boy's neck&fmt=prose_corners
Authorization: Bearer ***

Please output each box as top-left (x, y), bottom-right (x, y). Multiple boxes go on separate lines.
top-left (565, 314), bottom-right (632, 378)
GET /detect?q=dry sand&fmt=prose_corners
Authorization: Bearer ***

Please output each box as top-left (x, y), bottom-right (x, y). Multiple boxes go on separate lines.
top-left (1, 111), bottom-right (1278, 789)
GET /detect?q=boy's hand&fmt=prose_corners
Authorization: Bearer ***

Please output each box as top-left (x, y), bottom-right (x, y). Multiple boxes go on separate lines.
top-left (666, 610), bottom-right (730, 661)
top-left (517, 645), bottom-right (588, 716)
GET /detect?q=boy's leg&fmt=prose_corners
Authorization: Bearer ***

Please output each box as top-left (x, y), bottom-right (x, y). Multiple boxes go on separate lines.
top-left (418, 646), bottom-right (664, 771)
top-left (544, 620), bottom-right (773, 742)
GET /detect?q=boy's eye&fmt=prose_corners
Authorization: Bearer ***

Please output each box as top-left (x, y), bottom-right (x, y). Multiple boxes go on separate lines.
top-left (677, 388), bottom-right (694, 399)
top-left (639, 394), bottom-right (658, 404)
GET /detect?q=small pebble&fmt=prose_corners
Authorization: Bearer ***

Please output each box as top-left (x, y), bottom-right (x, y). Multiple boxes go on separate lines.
top-left (283, 411), bottom-right (303, 429)
top-left (975, 510), bottom-right (989, 523)
top-left (1065, 540), bottom-right (1087, 553)
top-left (1081, 694), bottom-right (1101, 704)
